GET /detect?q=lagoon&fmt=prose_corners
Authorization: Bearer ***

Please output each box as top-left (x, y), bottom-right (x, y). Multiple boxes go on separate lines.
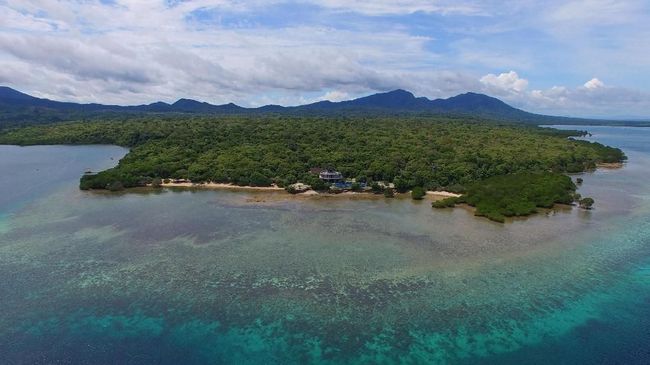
top-left (0, 126), bottom-right (649, 364)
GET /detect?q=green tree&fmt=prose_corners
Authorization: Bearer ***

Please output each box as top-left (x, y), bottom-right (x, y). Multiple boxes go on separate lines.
top-left (393, 177), bottom-right (410, 193)
top-left (249, 172), bottom-right (272, 187)
top-left (579, 197), bottom-right (595, 209)
top-left (411, 186), bottom-right (426, 200)
top-left (432, 197), bottom-right (458, 208)
top-left (108, 181), bottom-right (125, 191)
top-left (371, 182), bottom-right (383, 194)
top-left (311, 179), bottom-right (329, 191)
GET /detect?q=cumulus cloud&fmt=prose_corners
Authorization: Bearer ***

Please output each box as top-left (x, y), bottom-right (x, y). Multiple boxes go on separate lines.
top-left (480, 71), bottom-right (529, 94)
top-left (508, 77), bottom-right (650, 118)
top-left (0, 10), bottom-right (410, 103)
top-left (0, 0), bottom-right (485, 106)
top-left (583, 78), bottom-right (605, 90)
top-left (0, 0), bottom-right (648, 117)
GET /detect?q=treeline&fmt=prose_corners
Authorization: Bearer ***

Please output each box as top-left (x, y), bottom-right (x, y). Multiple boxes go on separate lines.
top-left (0, 115), bottom-right (625, 193)
top-left (433, 173), bottom-right (578, 222)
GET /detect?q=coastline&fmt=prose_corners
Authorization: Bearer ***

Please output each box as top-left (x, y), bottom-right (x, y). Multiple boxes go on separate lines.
top-left (144, 182), bottom-right (572, 223)
top-left (155, 181), bottom-right (462, 200)
top-left (160, 182), bottom-right (285, 191)
top-left (114, 172), bottom-right (599, 223)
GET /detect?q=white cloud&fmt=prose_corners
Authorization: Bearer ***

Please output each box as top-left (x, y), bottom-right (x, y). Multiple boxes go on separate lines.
top-left (503, 77), bottom-right (650, 118)
top-left (0, 0), bottom-right (487, 106)
top-left (0, 1), bottom-right (648, 117)
top-left (0, 0), bottom-right (438, 105)
top-left (480, 71), bottom-right (528, 94)
top-left (583, 78), bottom-right (604, 90)
top-left (308, 0), bottom-right (483, 16)
top-left (548, 0), bottom-right (645, 27)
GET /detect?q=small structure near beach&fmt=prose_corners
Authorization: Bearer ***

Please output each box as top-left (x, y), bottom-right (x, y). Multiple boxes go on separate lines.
top-left (319, 169), bottom-right (343, 182)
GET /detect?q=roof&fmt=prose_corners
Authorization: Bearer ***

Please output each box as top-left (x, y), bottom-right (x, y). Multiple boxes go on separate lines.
top-left (319, 170), bottom-right (343, 179)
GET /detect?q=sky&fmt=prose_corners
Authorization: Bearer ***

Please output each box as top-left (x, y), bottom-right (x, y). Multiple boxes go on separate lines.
top-left (1, 0), bottom-right (649, 118)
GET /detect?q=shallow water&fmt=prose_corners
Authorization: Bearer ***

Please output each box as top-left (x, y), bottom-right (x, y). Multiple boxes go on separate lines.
top-left (0, 126), bottom-right (649, 364)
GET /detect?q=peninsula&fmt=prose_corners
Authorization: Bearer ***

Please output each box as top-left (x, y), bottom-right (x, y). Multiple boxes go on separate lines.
top-left (0, 112), bottom-right (625, 222)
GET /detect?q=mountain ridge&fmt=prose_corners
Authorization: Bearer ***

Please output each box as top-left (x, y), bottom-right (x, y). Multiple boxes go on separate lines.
top-left (0, 85), bottom-right (636, 126)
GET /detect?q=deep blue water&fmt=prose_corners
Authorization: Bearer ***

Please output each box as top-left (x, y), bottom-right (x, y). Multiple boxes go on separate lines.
top-left (0, 127), bottom-right (649, 364)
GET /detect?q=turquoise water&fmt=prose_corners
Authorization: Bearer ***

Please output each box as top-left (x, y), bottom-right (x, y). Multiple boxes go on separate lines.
top-left (1, 127), bottom-right (649, 364)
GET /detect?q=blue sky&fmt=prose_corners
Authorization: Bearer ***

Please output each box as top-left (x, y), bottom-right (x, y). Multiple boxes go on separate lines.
top-left (1, 0), bottom-right (649, 118)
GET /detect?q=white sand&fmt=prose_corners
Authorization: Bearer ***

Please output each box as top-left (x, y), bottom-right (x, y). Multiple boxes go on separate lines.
top-left (160, 182), bottom-right (284, 191)
top-left (426, 191), bottom-right (462, 198)
top-left (157, 181), bottom-right (462, 199)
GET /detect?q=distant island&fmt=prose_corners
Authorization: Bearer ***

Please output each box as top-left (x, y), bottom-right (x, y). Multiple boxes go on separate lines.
top-left (0, 112), bottom-right (626, 222)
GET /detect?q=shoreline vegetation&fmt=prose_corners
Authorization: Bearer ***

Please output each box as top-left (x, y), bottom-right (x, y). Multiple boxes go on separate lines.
top-left (431, 172), bottom-right (580, 222)
top-left (0, 116), bottom-right (626, 222)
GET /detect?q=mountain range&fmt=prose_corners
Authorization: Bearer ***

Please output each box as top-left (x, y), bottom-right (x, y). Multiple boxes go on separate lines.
top-left (0, 86), bottom-right (630, 126)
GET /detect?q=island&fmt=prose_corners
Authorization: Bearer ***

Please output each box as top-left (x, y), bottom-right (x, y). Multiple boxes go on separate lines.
top-left (0, 115), bottom-right (626, 222)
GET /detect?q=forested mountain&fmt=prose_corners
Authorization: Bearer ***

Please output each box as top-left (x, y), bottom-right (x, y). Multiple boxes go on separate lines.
top-left (0, 86), bottom-right (631, 127)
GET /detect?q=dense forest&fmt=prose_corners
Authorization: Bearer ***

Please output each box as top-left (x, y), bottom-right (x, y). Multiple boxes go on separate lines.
top-left (432, 173), bottom-right (578, 222)
top-left (0, 115), bottom-right (626, 219)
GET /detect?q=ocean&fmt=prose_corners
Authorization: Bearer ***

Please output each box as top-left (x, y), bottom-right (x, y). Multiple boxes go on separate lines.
top-left (0, 126), bottom-right (649, 364)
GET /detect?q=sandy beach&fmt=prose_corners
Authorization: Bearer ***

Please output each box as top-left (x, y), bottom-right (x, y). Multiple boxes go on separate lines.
top-left (160, 182), bottom-right (285, 191)
top-left (157, 181), bottom-right (462, 200)
top-left (596, 162), bottom-right (625, 169)
top-left (426, 191), bottom-right (462, 198)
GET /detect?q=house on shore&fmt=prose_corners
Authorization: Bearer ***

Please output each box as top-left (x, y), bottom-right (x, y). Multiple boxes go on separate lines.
top-left (319, 169), bottom-right (343, 182)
